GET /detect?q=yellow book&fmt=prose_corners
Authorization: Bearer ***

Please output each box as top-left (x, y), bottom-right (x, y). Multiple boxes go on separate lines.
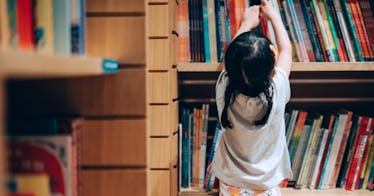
top-left (15, 174), bottom-right (50, 196)
top-left (36, 0), bottom-right (54, 53)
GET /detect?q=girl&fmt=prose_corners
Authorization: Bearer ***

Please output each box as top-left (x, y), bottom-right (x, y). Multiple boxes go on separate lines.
top-left (211, 1), bottom-right (293, 195)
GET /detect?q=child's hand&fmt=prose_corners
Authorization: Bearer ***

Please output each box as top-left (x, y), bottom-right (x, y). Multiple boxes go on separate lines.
top-left (241, 6), bottom-right (260, 30)
top-left (260, 0), bottom-right (278, 21)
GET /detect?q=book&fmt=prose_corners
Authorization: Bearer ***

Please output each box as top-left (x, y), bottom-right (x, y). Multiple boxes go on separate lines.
top-left (345, 117), bottom-right (372, 190)
top-left (35, 0), bottom-right (54, 54)
top-left (53, 0), bottom-right (71, 55)
top-left (8, 136), bottom-right (73, 196)
top-left (8, 174), bottom-right (50, 196)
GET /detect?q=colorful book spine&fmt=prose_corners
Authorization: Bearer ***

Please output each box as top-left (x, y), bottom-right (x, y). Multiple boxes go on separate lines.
top-left (310, 128), bottom-right (330, 188)
top-left (207, 0), bottom-right (218, 62)
top-left (16, 0), bottom-right (34, 50)
top-left (202, 0), bottom-right (211, 62)
top-left (332, 0), bottom-right (356, 62)
top-left (287, 0), bottom-right (310, 62)
top-left (53, 0), bottom-right (71, 55)
top-left (310, 0), bottom-right (335, 62)
top-left (359, 0), bottom-right (374, 61)
top-left (318, 0), bottom-right (339, 61)
top-left (35, 0), bottom-right (54, 54)
top-left (341, 0), bottom-right (364, 61)
top-left (345, 117), bottom-right (371, 190)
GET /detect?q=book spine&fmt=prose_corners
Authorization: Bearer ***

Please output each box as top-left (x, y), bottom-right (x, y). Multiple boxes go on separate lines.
top-left (207, 0), bottom-right (218, 62)
top-left (202, 0), bottom-right (211, 62)
top-left (341, 0), bottom-right (364, 61)
top-left (287, 0), bottom-right (310, 62)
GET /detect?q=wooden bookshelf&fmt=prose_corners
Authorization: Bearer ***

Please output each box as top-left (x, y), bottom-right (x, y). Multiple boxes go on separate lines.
top-left (177, 62), bottom-right (374, 72)
top-left (0, 50), bottom-right (118, 79)
top-left (179, 188), bottom-right (374, 196)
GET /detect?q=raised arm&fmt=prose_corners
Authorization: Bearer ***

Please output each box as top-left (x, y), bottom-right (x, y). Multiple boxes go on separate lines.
top-left (260, 0), bottom-right (292, 76)
top-left (233, 6), bottom-right (260, 40)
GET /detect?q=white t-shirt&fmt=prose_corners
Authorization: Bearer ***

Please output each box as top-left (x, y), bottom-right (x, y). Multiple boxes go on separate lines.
top-left (211, 67), bottom-right (293, 190)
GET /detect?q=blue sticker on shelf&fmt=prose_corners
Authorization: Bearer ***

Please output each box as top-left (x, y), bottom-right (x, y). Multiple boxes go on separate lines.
top-left (102, 59), bottom-right (119, 73)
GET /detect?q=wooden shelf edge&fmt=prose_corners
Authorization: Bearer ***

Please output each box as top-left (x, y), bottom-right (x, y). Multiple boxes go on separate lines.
top-left (0, 50), bottom-right (118, 79)
top-left (177, 62), bottom-right (374, 72)
top-left (179, 188), bottom-right (373, 196)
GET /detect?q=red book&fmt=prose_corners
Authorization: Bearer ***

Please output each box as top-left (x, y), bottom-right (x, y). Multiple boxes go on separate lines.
top-left (359, 0), bottom-right (374, 60)
top-left (352, 0), bottom-right (374, 59)
top-left (229, 0), bottom-right (246, 39)
top-left (16, 0), bottom-right (34, 50)
top-left (345, 117), bottom-right (371, 190)
top-left (310, 3), bottom-right (329, 61)
top-left (354, 118), bottom-right (374, 189)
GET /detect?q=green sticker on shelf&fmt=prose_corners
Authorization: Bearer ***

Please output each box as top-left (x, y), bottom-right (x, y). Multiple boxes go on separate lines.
top-left (102, 59), bottom-right (118, 73)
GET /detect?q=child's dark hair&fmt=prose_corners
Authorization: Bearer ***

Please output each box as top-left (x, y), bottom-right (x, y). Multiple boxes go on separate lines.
top-left (221, 31), bottom-right (275, 128)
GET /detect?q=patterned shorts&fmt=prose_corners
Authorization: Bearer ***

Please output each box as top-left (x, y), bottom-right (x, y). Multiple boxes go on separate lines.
top-left (219, 181), bottom-right (282, 196)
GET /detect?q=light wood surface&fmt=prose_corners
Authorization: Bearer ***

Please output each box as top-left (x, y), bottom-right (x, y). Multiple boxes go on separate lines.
top-left (80, 169), bottom-right (147, 196)
top-left (0, 50), bottom-right (116, 79)
top-left (177, 62), bottom-right (374, 72)
top-left (148, 4), bottom-right (170, 37)
top-left (148, 71), bottom-right (174, 103)
top-left (150, 170), bottom-right (171, 196)
top-left (148, 39), bottom-right (172, 70)
top-left (87, 17), bottom-right (145, 65)
top-left (171, 165), bottom-right (179, 196)
top-left (150, 103), bottom-right (178, 136)
top-left (8, 69), bottom-right (146, 116)
top-left (150, 137), bottom-right (171, 168)
top-left (86, 0), bottom-right (145, 13)
top-left (81, 119), bottom-right (147, 166)
top-left (170, 132), bottom-right (178, 167)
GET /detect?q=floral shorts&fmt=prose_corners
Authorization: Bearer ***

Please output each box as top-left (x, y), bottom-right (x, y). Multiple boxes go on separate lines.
top-left (219, 181), bottom-right (282, 196)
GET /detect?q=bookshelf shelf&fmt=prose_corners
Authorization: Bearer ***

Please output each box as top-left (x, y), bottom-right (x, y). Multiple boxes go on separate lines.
top-left (179, 188), bottom-right (373, 196)
top-left (177, 62), bottom-right (374, 72)
top-left (0, 50), bottom-right (118, 79)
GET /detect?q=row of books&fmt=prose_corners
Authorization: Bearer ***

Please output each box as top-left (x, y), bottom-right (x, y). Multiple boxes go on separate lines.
top-left (285, 110), bottom-right (374, 190)
top-left (180, 105), bottom-right (223, 191)
top-left (176, 0), bottom-right (374, 63)
top-left (0, 0), bottom-right (85, 55)
top-left (179, 105), bottom-right (374, 192)
top-left (6, 117), bottom-right (82, 196)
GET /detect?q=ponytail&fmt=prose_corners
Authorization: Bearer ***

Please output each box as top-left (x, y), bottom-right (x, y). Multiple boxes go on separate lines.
top-left (221, 83), bottom-right (234, 128)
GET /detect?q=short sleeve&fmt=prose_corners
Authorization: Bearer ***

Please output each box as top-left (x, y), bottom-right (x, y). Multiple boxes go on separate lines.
top-left (216, 70), bottom-right (228, 119)
top-left (272, 67), bottom-right (291, 103)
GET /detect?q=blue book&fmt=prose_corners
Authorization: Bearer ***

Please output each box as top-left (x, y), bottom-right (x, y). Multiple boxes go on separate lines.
top-left (53, 0), bottom-right (71, 55)
top-left (202, 0), bottom-right (211, 62)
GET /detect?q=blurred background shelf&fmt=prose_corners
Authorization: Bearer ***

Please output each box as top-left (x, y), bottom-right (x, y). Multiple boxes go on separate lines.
top-left (0, 50), bottom-right (118, 79)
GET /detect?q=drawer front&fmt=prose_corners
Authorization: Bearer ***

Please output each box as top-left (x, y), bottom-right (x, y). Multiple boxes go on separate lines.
top-left (68, 69), bottom-right (146, 116)
top-left (148, 5), bottom-right (170, 37)
top-left (80, 169), bottom-right (147, 196)
top-left (150, 102), bottom-right (178, 136)
top-left (87, 17), bottom-right (145, 65)
top-left (150, 137), bottom-right (171, 168)
top-left (86, 0), bottom-right (145, 13)
top-left (148, 71), bottom-right (178, 103)
top-left (81, 119), bottom-right (147, 166)
top-left (148, 39), bottom-right (171, 70)
top-left (150, 170), bottom-right (170, 196)
top-left (169, 0), bottom-right (177, 32)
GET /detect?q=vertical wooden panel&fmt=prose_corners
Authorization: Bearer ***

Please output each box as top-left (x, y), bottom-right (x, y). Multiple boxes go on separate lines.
top-left (148, 72), bottom-right (170, 103)
top-left (150, 170), bottom-right (170, 196)
top-left (86, 0), bottom-right (145, 13)
top-left (148, 5), bottom-right (169, 37)
top-left (170, 101), bottom-right (179, 134)
top-left (170, 68), bottom-right (178, 99)
top-left (170, 133), bottom-right (178, 167)
top-left (148, 39), bottom-right (170, 70)
top-left (150, 138), bottom-right (171, 168)
top-left (87, 17), bottom-right (145, 65)
top-left (80, 170), bottom-right (147, 196)
top-left (81, 119), bottom-right (147, 166)
top-left (150, 105), bottom-right (171, 136)
top-left (170, 166), bottom-right (178, 196)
